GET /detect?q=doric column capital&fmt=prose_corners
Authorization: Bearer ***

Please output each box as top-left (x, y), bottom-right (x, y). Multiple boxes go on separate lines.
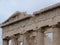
top-left (51, 22), bottom-right (60, 28)
top-left (11, 33), bottom-right (20, 39)
top-left (38, 25), bottom-right (50, 33)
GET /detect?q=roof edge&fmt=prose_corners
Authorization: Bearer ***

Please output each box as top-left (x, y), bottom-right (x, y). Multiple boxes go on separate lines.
top-left (33, 2), bottom-right (60, 15)
top-left (1, 15), bottom-right (32, 28)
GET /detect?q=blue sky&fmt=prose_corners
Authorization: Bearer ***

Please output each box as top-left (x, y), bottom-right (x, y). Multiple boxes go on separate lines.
top-left (0, 0), bottom-right (60, 45)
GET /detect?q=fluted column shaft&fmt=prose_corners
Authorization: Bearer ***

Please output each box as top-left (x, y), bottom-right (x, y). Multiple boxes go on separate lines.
top-left (53, 27), bottom-right (60, 45)
top-left (36, 30), bottom-right (44, 45)
top-left (23, 35), bottom-right (28, 45)
top-left (11, 38), bottom-right (18, 45)
top-left (3, 39), bottom-right (9, 45)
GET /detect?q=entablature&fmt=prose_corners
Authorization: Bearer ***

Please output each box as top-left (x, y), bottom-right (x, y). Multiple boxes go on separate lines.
top-left (1, 11), bottom-right (32, 27)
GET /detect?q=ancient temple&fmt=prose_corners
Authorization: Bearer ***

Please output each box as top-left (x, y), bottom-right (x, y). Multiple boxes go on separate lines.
top-left (0, 3), bottom-right (60, 45)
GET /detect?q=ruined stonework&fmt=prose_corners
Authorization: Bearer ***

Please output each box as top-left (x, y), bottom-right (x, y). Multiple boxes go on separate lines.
top-left (1, 3), bottom-right (60, 45)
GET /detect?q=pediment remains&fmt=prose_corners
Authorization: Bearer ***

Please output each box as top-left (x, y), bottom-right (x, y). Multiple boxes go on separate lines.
top-left (3, 11), bottom-right (31, 25)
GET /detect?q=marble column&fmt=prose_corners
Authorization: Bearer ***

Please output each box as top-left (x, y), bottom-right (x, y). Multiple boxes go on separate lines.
top-left (29, 31), bottom-right (37, 45)
top-left (3, 39), bottom-right (9, 45)
top-left (18, 35), bottom-right (23, 45)
top-left (28, 36), bottom-right (35, 45)
top-left (23, 35), bottom-right (28, 45)
top-left (11, 37), bottom-right (18, 45)
top-left (36, 30), bottom-right (44, 45)
top-left (53, 27), bottom-right (60, 45)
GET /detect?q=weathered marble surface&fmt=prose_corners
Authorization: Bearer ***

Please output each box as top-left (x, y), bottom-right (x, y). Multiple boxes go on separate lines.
top-left (1, 3), bottom-right (60, 45)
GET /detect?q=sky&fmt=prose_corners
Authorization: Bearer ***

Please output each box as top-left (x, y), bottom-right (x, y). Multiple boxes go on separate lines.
top-left (0, 0), bottom-right (60, 45)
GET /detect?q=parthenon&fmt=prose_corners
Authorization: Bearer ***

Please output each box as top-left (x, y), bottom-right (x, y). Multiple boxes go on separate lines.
top-left (0, 3), bottom-right (60, 45)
